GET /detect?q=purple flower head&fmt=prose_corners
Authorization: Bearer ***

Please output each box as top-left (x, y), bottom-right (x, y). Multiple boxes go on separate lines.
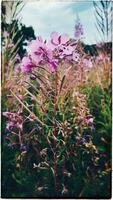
top-left (50, 32), bottom-right (68, 47)
top-left (49, 32), bottom-right (79, 64)
top-left (6, 122), bottom-right (14, 130)
top-left (28, 36), bottom-right (53, 65)
top-left (20, 32), bottom-right (79, 74)
top-left (21, 56), bottom-right (35, 73)
top-left (3, 112), bottom-right (12, 118)
top-left (74, 22), bottom-right (83, 39)
top-left (49, 60), bottom-right (57, 73)
top-left (3, 112), bottom-right (23, 131)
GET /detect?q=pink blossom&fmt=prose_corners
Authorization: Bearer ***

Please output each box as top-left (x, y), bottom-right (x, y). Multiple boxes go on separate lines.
top-left (21, 32), bottom-right (79, 73)
top-left (21, 56), bottom-right (35, 73)
top-left (49, 32), bottom-right (78, 62)
top-left (3, 112), bottom-right (23, 131)
top-left (74, 22), bottom-right (83, 39)
top-left (3, 112), bottom-right (11, 118)
top-left (60, 45), bottom-right (74, 58)
top-left (50, 32), bottom-right (68, 46)
top-left (28, 37), bottom-right (53, 65)
top-left (6, 122), bottom-right (14, 130)
top-left (49, 61), bottom-right (57, 73)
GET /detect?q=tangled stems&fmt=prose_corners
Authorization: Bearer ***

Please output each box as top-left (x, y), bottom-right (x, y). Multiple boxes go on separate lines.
top-left (53, 70), bottom-right (58, 193)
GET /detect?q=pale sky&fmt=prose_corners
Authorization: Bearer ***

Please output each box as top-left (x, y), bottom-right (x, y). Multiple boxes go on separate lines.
top-left (21, 0), bottom-right (101, 44)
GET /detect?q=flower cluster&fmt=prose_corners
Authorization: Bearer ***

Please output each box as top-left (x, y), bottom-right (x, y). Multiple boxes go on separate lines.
top-left (3, 112), bottom-right (23, 131)
top-left (21, 32), bottom-right (80, 73)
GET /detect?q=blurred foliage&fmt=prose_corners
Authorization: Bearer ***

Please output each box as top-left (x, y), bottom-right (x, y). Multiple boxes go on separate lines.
top-left (2, 19), bottom-right (36, 58)
top-left (81, 49), bottom-right (112, 198)
top-left (2, 60), bottom-right (112, 198)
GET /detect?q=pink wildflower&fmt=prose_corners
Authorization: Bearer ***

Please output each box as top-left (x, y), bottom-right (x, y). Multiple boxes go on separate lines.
top-left (28, 36), bottom-right (53, 65)
top-left (50, 32), bottom-right (68, 46)
top-left (21, 32), bottom-right (79, 73)
top-left (6, 121), bottom-right (14, 130)
top-left (59, 45), bottom-right (74, 58)
top-left (21, 56), bottom-right (35, 73)
top-left (74, 22), bottom-right (83, 39)
top-left (3, 112), bottom-right (23, 131)
top-left (3, 112), bottom-right (11, 118)
top-left (49, 32), bottom-right (77, 62)
top-left (49, 61), bottom-right (57, 73)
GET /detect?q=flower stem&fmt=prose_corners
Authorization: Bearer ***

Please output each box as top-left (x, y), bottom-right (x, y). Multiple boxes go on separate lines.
top-left (53, 70), bottom-right (58, 193)
top-left (19, 129), bottom-right (22, 146)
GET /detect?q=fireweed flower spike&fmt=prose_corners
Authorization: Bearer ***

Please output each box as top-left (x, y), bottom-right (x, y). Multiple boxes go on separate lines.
top-left (74, 21), bottom-right (83, 39)
top-left (21, 32), bottom-right (80, 73)
top-left (3, 112), bottom-right (23, 131)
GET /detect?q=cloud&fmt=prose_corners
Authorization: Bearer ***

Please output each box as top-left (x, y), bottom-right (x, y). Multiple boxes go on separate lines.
top-left (21, 1), bottom-right (98, 44)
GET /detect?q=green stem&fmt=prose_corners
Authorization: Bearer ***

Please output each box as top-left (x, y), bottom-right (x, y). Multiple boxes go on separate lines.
top-left (53, 70), bottom-right (58, 193)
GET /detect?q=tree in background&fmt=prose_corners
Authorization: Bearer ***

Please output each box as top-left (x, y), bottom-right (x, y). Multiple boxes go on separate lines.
top-left (2, 1), bottom-right (36, 58)
top-left (2, 20), bottom-right (36, 58)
